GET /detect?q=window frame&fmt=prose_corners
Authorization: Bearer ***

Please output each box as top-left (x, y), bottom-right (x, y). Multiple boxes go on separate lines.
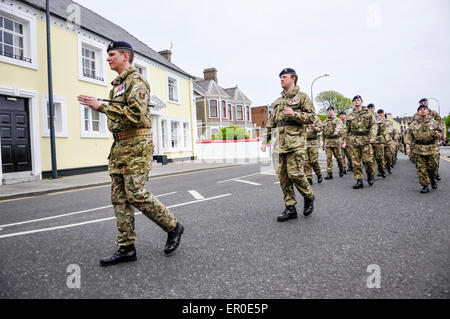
top-left (79, 104), bottom-right (110, 138)
top-left (134, 60), bottom-right (150, 84)
top-left (236, 105), bottom-right (244, 121)
top-left (41, 94), bottom-right (68, 138)
top-left (167, 74), bottom-right (180, 104)
top-left (221, 100), bottom-right (227, 119)
top-left (77, 35), bottom-right (108, 86)
top-left (209, 99), bottom-right (219, 119)
top-left (0, 5), bottom-right (38, 69)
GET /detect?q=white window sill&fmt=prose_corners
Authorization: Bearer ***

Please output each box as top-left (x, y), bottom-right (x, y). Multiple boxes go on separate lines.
top-left (167, 100), bottom-right (181, 105)
top-left (0, 56), bottom-right (38, 70)
top-left (78, 75), bottom-right (108, 87)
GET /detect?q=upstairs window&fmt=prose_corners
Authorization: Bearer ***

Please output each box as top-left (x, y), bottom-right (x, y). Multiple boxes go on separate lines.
top-left (209, 100), bottom-right (218, 118)
top-left (78, 35), bottom-right (107, 85)
top-left (168, 77), bottom-right (179, 103)
top-left (246, 106), bottom-right (251, 121)
top-left (222, 100), bottom-right (227, 119)
top-left (228, 104), bottom-right (233, 120)
top-left (236, 105), bottom-right (244, 121)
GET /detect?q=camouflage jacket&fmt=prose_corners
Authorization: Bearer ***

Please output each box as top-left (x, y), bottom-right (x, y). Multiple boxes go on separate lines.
top-left (98, 66), bottom-right (153, 175)
top-left (413, 110), bottom-right (447, 139)
top-left (264, 86), bottom-right (315, 154)
top-left (373, 116), bottom-right (390, 144)
top-left (323, 115), bottom-right (343, 147)
top-left (305, 115), bottom-right (323, 147)
top-left (406, 115), bottom-right (442, 155)
top-left (345, 106), bottom-right (377, 147)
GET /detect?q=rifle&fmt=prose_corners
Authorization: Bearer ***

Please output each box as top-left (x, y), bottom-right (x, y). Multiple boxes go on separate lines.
top-left (98, 98), bottom-right (154, 108)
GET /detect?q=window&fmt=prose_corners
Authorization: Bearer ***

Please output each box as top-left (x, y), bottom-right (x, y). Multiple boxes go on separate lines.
top-left (228, 104), bottom-right (233, 120)
top-left (0, 6), bottom-right (37, 69)
top-left (183, 122), bottom-right (190, 148)
top-left (161, 120), bottom-right (167, 149)
top-left (236, 105), bottom-right (244, 121)
top-left (78, 35), bottom-right (107, 85)
top-left (80, 105), bottom-right (109, 138)
top-left (222, 100), bottom-right (227, 119)
top-left (246, 106), bottom-right (251, 121)
top-left (209, 100), bottom-right (218, 118)
top-left (42, 95), bottom-right (68, 137)
top-left (168, 77), bottom-right (179, 103)
top-left (171, 121), bottom-right (179, 148)
top-left (134, 62), bottom-right (150, 83)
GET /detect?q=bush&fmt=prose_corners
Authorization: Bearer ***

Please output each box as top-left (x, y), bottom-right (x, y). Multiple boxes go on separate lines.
top-left (212, 126), bottom-right (249, 140)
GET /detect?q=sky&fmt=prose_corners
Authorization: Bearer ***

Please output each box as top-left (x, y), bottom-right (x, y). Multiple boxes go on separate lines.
top-left (74, 0), bottom-right (450, 118)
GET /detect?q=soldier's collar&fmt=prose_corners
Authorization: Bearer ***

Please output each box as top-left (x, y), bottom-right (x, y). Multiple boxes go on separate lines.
top-left (111, 66), bottom-right (137, 85)
top-left (281, 85), bottom-right (299, 98)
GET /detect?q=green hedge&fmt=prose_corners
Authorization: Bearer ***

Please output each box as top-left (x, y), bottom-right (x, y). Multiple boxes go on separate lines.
top-left (212, 126), bottom-right (249, 140)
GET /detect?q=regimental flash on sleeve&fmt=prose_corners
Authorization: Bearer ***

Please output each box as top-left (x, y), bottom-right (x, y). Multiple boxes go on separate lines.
top-left (139, 90), bottom-right (146, 100)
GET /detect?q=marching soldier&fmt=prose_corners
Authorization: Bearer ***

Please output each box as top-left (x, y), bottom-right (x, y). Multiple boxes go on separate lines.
top-left (378, 110), bottom-right (394, 174)
top-left (304, 115), bottom-right (324, 185)
top-left (406, 104), bottom-right (443, 193)
top-left (368, 105), bottom-right (389, 178)
top-left (261, 68), bottom-right (316, 221)
top-left (340, 112), bottom-right (353, 172)
top-left (323, 106), bottom-right (345, 179)
top-left (342, 95), bottom-right (377, 189)
top-left (78, 41), bottom-right (184, 266)
top-left (413, 98), bottom-right (446, 181)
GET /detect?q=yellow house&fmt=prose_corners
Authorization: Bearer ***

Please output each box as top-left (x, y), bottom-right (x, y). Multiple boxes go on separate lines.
top-left (0, 0), bottom-right (196, 185)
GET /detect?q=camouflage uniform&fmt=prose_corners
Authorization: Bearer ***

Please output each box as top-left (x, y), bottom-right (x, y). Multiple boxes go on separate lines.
top-left (323, 115), bottom-right (344, 173)
top-left (265, 86), bottom-right (315, 207)
top-left (373, 117), bottom-right (390, 174)
top-left (406, 115), bottom-right (442, 186)
top-left (304, 115), bottom-right (323, 179)
top-left (412, 110), bottom-right (445, 177)
top-left (340, 122), bottom-right (353, 170)
top-left (344, 107), bottom-right (377, 180)
top-left (383, 119), bottom-right (395, 170)
top-left (99, 66), bottom-right (177, 246)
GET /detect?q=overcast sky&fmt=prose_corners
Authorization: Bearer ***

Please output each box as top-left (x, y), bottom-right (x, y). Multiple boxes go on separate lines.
top-left (75, 0), bottom-right (450, 117)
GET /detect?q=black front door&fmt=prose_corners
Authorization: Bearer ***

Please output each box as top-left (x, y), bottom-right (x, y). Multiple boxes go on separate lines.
top-left (0, 95), bottom-right (32, 173)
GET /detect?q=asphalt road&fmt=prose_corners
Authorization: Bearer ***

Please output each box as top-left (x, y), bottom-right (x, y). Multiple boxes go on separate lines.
top-left (0, 153), bottom-right (449, 299)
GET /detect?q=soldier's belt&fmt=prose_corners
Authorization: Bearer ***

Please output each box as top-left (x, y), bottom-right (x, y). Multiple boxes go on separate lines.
top-left (351, 131), bottom-right (370, 136)
top-left (307, 137), bottom-right (318, 141)
top-left (325, 135), bottom-right (339, 139)
top-left (114, 128), bottom-right (151, 140)
top-left (277, 121), bottom-right (302, 127)
top-left (415, 140), bottom-right (435, 145)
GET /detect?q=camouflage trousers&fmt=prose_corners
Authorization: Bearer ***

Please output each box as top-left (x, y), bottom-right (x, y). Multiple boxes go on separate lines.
top-left (384, 144), bottom-right (393, 169)
top-left (373, 144), bottom-right (385, 173)
top-left (111, 173), bottom-right (177, 246)
top-left (342, 145), bottom-right (353, 170)
top-left (325, 146), bottom-right (344, 173)
top-left (304, 146), bottom-right (322, 178)
top-left (351, 144), bottom-right (375, 180)
top-left (414, 154), bottom-right (439, 186)
top-left (274, 150), bottom-right (314, 207)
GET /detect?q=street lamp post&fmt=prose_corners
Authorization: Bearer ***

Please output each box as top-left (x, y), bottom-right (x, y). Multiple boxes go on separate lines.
top-left (428, 97), bottom-right (440, 116)
top-left (311, 74), bottom-right (330, 105)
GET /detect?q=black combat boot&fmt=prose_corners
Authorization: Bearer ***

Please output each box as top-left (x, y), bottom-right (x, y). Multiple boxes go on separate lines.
top-left (100, 244), bottom-right (137, 266)
top-left (324, 173), bottom-right (333, 180)
top-left (387, 166), bottom-right (392, 174)
top-left (347, 166), bottom-right (353, 172)
top-left (164, 223), bottom-right (184, 255)
top-left (307, 178), bottom-right (313, 185)
top-left (420, 186), bottom-right (429, 193)
top-left (353, 179), bottom-right (364, 189)
top-left (436, 173), bottom-right (441, 181)
top-left (380, 170), bottom-right (386, 178)
top-left (303, 196), bottom-right (315, 217)
top-left (277, 206), bottom-right (297, 222)
top-left (317, 175), bottom-right (323, 184)
top-left (368, 174), bottom-right (374, 186)
top-left (430, 177), bottom-right (437, 190)
top-left (339, 168), bottom-right (344, 177)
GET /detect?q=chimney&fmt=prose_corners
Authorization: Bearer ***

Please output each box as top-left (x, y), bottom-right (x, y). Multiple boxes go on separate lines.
top-left (203, 68), bottom-right (218, 83)
top-left (158, 50), bottom-right (172, 62)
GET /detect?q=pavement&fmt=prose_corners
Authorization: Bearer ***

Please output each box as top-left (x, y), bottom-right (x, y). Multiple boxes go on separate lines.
top-left (0, 159), bottom-right (268, 201)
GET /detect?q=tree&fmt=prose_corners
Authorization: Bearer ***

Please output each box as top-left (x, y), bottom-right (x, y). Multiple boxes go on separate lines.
top-left (316, 90), bottom-right (353, 115)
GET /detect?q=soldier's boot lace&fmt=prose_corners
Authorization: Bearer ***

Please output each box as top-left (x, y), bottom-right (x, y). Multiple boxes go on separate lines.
top-left (277, 206), bottom-right (297, 222)
top-left (100, 244), bottom-right (137, 266)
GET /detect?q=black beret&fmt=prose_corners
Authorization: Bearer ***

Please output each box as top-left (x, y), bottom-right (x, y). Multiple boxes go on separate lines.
top-left (419, 98), bottom-right (428, 103)
top-left (352, 95), bottom-right (363, 102)
top-left (339, 112), bottom-right (346, 116)
top-left (279, 68), bottom-right (297, 77)
top-left (327, 106), bottom-right (335, 111)
top-left (377, 109), bottom-right (384, 114)
top-left (367, 103), bottom-right (375, 108)
top-left (107, 41), bottom-right (133, 52)
top-left (417, 104), bottom-right (428, 111)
